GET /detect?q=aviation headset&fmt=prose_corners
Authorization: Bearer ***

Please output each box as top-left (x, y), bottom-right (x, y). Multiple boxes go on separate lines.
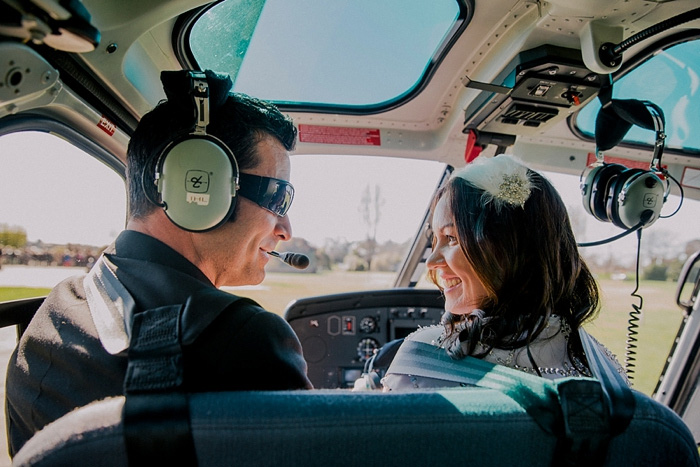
top-left (153, 71), bottom-right (239, 232)
top-left (580, 91), bottom-right (669, 231)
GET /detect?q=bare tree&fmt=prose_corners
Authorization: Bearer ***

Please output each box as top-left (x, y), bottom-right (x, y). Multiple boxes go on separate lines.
top-left (358, 184), bottom-right (385, 270)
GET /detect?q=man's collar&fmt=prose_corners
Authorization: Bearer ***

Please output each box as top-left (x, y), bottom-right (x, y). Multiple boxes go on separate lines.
top-left (109, 230), bottom-right (213, 286)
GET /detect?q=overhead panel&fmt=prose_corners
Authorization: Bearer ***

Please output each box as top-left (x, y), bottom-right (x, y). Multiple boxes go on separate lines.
top-left (464, 45), bottom-right (605, 137)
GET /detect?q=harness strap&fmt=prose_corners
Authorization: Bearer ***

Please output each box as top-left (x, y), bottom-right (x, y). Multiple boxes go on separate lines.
top-left (85, 254), bottom-right (253, 466)
top-left (578, 329), bottom-right (636, 434)
top-left (122, 288), bottom-right (245, 467)
top-left (389, 338), bottom-right (634, 466)
top-left (388, 340), bottom-right (562, 434)
top-left (123, 303), bottom-right (195, 466)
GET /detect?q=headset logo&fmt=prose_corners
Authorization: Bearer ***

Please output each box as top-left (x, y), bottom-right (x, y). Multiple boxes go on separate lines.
top-left (186, 170), bottom-right (210, 193)
top-left (185, 170), bottom-right (211, 206)
top-left (643, 193), bottom-right (658, 208)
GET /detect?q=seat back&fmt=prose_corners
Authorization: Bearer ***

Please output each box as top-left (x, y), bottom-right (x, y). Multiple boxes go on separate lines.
top-left (13, 388), bottom-right (700, 467)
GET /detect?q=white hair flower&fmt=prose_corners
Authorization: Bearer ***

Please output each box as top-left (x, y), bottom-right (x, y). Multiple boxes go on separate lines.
top-left (451, 154), bottom-right (533, 210)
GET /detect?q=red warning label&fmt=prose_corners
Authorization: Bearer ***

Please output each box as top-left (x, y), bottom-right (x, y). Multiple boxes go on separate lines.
top-left (97, 115), bottom-right (116, 136)
top-left (298, 124), bottom-right (381, 146)
top-left (586, 153), bottom-right (656, 170)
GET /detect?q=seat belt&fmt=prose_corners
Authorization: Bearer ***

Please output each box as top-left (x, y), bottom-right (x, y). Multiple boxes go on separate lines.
top-left (122, 288), bottom-right (244, 467)
top-left (389, 338), bottom-right (634, 466)
top-left (123, 302), bottom-right (197, 466)
top-left (578, 329), bottom-right (635, 434)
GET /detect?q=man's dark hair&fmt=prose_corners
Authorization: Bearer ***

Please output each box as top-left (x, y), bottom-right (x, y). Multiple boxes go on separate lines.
top-left (126, 71), bottom-right (296, 220)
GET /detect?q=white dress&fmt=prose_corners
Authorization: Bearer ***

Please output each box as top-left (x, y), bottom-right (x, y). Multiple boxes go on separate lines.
top-left (381, 315), bottom-right (628, 392)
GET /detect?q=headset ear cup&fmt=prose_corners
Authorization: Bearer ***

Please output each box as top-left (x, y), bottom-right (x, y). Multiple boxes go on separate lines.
top-left (609, 169), bottom-right (665, 229)
top-left (606, 168), bottom-right (641, 229)
top-left (581, 165), bottom-right (601, 218)
top-left (156, 135), bottom-right (238, 232)
top-left (583, 164), bottom-right (625, 223)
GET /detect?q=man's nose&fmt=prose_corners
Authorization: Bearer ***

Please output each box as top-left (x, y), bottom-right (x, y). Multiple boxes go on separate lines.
top-left (276, 214), bottom-right (292, 241)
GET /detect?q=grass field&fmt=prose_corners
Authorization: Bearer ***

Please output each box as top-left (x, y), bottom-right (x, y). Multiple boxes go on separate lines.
top-left (0, 273), bottom-right (686, 396)
top-left (0, 287), bottom-right (51, 302)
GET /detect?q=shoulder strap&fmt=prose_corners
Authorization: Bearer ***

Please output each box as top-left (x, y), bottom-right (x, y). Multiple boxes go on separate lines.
top-left (123, 288), bottom-right (243, 467)
top-left (389, 340), bottom-right (562, 433)
top-left (578, 329), bottom-right (636, 434)
top-left (389, 340), bottom-right (624, 466)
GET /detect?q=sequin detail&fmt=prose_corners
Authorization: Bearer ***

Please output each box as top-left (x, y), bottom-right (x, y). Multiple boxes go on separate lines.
top-left (497, 173), bottom-right (530, 208)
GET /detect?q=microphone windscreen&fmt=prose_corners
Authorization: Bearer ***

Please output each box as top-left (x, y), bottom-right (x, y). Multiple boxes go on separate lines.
top-left (288, 253), bottom-right (310, 269)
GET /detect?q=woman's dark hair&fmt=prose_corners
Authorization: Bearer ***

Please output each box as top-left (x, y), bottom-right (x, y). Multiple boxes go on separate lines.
top-left (126, 73), bottom-right (296, 220)
top-left (428, 163), bottom-right (599, 371)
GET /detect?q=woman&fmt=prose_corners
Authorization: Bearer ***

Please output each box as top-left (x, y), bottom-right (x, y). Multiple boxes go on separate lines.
top-left (382, 154), bottom-right (626, 391)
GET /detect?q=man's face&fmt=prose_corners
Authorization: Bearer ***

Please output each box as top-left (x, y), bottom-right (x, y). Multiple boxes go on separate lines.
top-left (194, 134), bottom-right (292, 287)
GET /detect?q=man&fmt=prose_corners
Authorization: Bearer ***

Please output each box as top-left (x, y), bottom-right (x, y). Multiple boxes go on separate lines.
top-left (6, 70), bottom-right (312, 457)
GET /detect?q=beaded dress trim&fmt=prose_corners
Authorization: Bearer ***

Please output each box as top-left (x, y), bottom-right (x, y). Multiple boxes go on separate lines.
top-left (381, 316), bottom-right (629, 391)
top-left (430, 315), bottom-right (623, 380)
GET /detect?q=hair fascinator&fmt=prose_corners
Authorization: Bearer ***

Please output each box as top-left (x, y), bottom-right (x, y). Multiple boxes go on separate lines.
top-left (452, 154), bottom-right (533, 210)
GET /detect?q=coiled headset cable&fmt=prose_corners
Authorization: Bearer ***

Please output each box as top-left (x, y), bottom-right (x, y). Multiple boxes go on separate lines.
top-left (624, 229), bottom-right (644, 382)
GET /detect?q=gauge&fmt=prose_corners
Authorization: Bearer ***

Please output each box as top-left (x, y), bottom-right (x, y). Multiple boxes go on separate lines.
top-left (359, 316), bottom-right (377, 333)
top-left (356, 338), bottom-right (380, 362)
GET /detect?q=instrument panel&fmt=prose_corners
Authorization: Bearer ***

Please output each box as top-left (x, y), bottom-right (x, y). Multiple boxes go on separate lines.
top-left (284, 288), bottom-right (445, 388)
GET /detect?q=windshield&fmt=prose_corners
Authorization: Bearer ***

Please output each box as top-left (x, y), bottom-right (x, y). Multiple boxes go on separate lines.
top-left (225, 154), bottom-right (446, 312)
top-left (574, 37), bottom-right (700, 154)
top-left (187, 0), bottom-right (468, 109)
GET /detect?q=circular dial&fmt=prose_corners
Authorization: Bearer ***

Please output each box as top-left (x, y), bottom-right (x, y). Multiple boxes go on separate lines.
top-left (356, 338), bottom-right (380, 362)
top-left (359, 316), bottom-right (377, 333)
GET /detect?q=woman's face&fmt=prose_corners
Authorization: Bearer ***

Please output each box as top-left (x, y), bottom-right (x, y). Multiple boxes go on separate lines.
top-left (427, 195), bottom-right (487, 315)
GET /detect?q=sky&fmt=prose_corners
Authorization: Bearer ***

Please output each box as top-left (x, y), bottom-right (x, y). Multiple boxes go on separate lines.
top-left (1, 131), bottom-right (699, 264)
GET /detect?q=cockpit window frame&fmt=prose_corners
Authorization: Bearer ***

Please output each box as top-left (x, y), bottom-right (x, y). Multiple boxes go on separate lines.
top-left (570, 31), bottom-right (700, 159)
top-left (175, 0), bottom-right (474, 115)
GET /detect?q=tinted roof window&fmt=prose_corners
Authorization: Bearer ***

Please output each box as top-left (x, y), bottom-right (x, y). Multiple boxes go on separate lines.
top-left (188, 0), bottom-right (465, 109)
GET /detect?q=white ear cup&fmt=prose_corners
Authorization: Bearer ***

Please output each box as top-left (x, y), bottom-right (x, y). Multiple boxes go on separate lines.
top-left (156, 135), bottom-right (238, 232)
top-left (582, 163), bottom-right (665, 230)
top-left (607, 169), bottom-right (665, 229)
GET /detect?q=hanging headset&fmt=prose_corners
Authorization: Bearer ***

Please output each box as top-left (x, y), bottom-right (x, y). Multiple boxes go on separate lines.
top-left (153, 71), bottom-right (239, 232)
top-left (579, 82), bottom-right (670, 245)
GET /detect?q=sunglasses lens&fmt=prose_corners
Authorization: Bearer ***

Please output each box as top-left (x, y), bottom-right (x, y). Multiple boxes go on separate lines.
top-left (237, 173), bottom-right (294, 217)
top-left (265, 182), bottom-right (294, 216)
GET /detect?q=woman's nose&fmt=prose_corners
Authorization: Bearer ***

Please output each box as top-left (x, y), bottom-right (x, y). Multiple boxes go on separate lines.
top-left (426, 247), bottom-right (444, 269)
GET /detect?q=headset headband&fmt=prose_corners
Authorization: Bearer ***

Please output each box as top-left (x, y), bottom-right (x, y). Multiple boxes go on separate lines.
top-left (191, 72), bottom-right (209, 136)
top-left (595, 77), bottom-right (666, 172)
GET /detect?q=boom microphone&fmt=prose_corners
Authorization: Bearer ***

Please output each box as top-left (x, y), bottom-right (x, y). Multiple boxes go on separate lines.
top-left (268, 251), bottom-right (310, 270)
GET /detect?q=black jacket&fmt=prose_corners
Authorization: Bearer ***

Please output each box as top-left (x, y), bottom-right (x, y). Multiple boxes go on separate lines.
top-left (6, 230), bottom-right (311, 456)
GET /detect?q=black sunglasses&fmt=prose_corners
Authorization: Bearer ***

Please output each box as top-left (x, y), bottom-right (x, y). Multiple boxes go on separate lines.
top-left (237, 173), bottom-right (294, 217)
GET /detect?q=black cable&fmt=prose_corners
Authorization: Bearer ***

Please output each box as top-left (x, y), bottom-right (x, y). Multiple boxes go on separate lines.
top-left (600, 7), bottom-right (700, 67)
top-left (577, 222), bottom-right (643, 248)
top-left (613, 7), bottom-right (700, 57)
top-left (577, 210), bottom-right (653, 248)
top-left (624, 229), bottom-right (644, 382)
top-left (659, 170), bottom-right (684, 219)
top-left (598, 8), bottom-right (700, 68)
